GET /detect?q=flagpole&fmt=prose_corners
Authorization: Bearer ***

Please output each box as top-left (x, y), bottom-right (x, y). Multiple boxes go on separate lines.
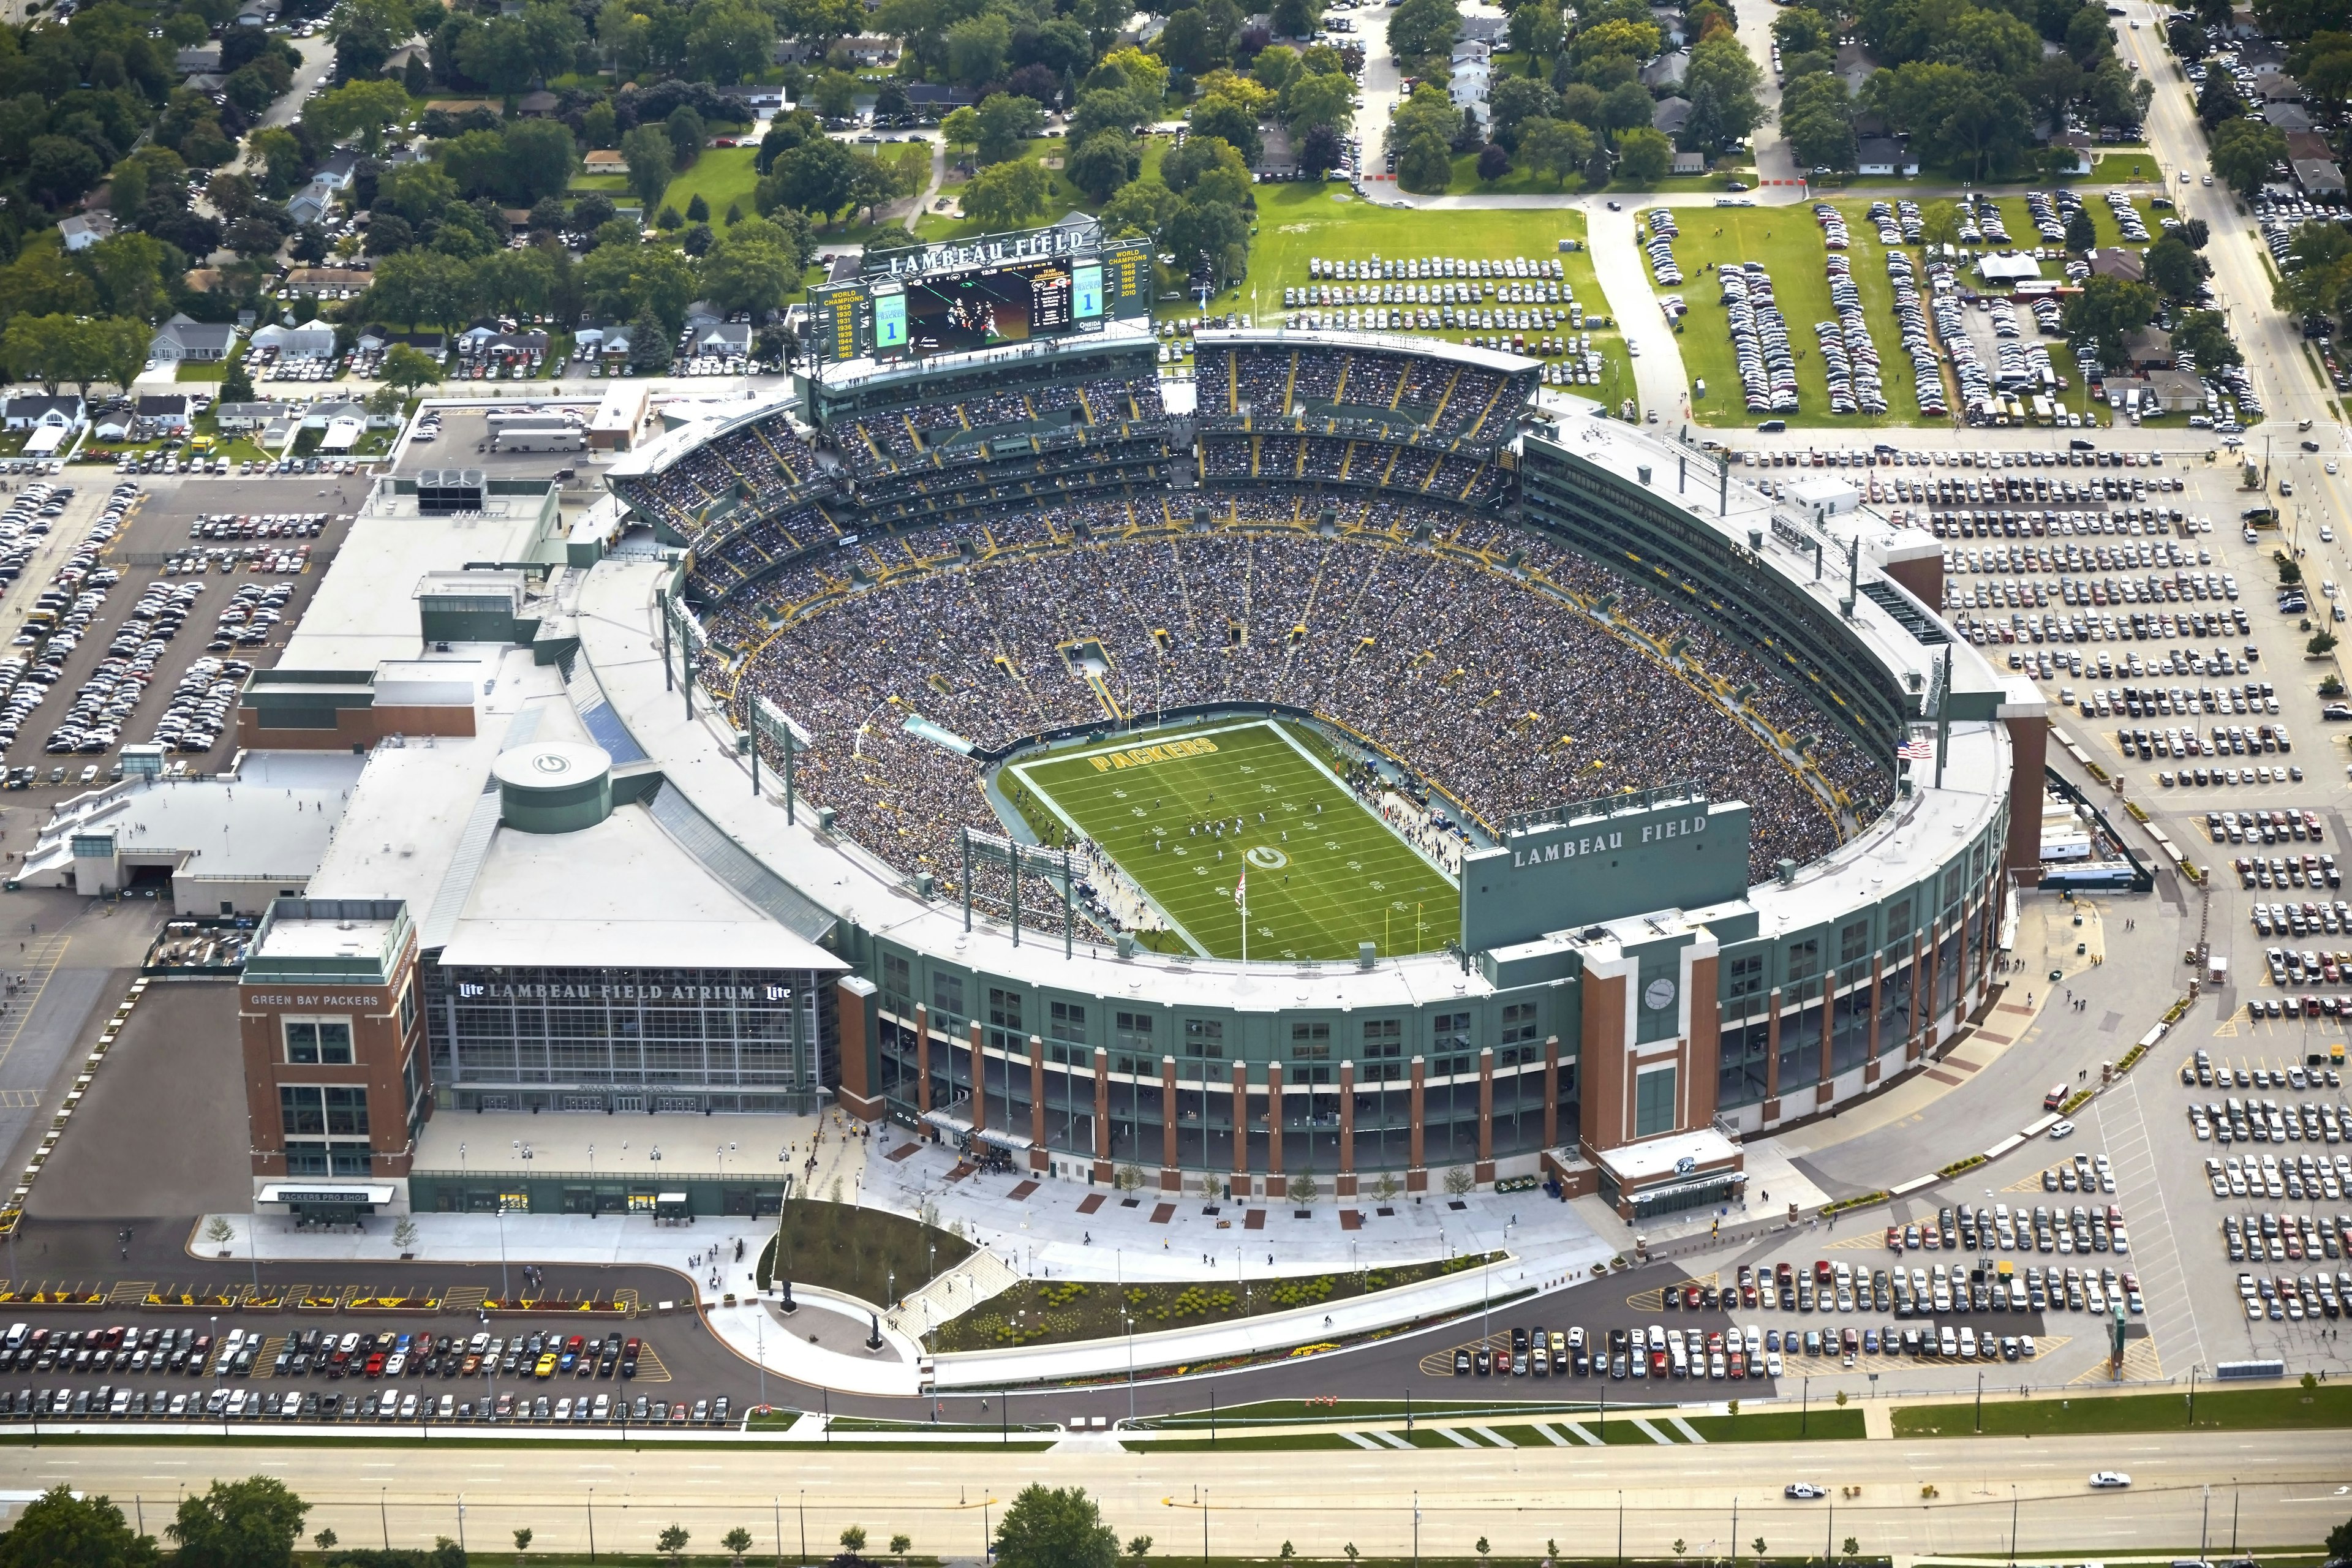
top-left (1241, 877), bottom-right (1247, 965)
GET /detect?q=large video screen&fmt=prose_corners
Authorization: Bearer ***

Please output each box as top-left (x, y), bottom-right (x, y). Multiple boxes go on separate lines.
top-left (879, 257), bottom-right (1103, 359)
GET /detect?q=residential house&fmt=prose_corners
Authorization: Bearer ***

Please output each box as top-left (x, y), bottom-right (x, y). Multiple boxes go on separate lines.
top-left (303, 399), bottom-right (402, 431)
top-left (1651, 96), bottom-right (1692, 137)
top-left (184, 268), bottom-right (228, 294)
top-left (1460, 13), bottom-right (1506, 42)
top-left (355, 326), bottom-right (447, 356)
top-left (184, 74), bottom-right (227, 93)
top-left (148, 314), bottom-right (237, 364)
top-left (684, 301), bottom-right (726, 333)
top-left (2264, 102), bottom-right (2314, 133)
top-left (285, 268), bottom-right (374, 296)
top-left (1671, 150), bottom-right (1706, 176)
top-left (902, 83), bottom-right (978, 115)
top-left (2286, 131), bottom-right (2334, 163)
top-left (213, 401), bottom-right (295, 432)
top-left (2142, 369), bottom-right (2204, 411)
top-left (1, 395), bottom-right (85, 432)
top-left (312, 152), bottom-right (361, 191)
top-left (1449, 41), bottom-right (1492, 119)
top-left (232, 0), bottom-right (278, 26)
top-left (840, 34), bottom-right (899, 63)
top-left (286, 182), bottom-right (337, 227)
top-left (516, 90), bottom-right (559, 116)
top-left (715, 85), bottom-right (786, 113)
top-left (2048, 131), bottom-right (2094, 176)
top-left (58, 212), bottom-right (115, 252)
top-left (251, 321), bottom-right (337, 360)
top-left (575, 321), bottom-right (636, 360)
top-left (2124, 326), bottom-right (2173, 370)
top-left (175, 45), bottom-right (222, 74)
top-left (692, 323), bottom-right (754, 358)
top-left (134, 394), bottom-right (196, 435)
top-left (1648, 7), bottom-right (1688, 46)
top-left (2294, 159), bottom-right (2346, 197)
top-left (1640, 49), bottom-right (1689, 90)
top-left (2087, 247), bottom-right (2144, 282)
top-left (458, 323), bottom-right (551, 356)
top-left (2256, 73), bottom-right (2303, 101)
top-left (1856, 138), bottom-right (1919, 176)
top-left (583, 149), bottom-right (628, 174)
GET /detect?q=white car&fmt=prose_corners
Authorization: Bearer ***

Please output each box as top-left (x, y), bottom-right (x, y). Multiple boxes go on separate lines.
top-left (2090, 1472), bottom-right (2132, 1488)
top-left (2049, 1120), bottom-right (2076, 1139)
top-left (1785, 1483), bottom-right (1828, 1500)
top-left (2324, 526), bottom-right (2336, 542)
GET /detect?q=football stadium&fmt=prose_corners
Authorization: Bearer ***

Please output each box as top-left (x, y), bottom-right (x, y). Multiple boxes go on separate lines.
top-left (212, 220), bottom-right (2037, 1222)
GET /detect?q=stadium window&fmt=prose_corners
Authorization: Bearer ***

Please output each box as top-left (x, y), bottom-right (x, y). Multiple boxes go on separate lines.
top-left (1785, 938), bottom-right (1821, 984)
top-left (1289, 1021), bottom-right (1330, 1060)
top-left (1634, 1063), bottom-right (1678, 1139)
top-left (283, 1019), bottom-right (353, 1065)
top-left (1500, 1002), bottom-right (1539, 1046)
top-left (1433, 1011), bottom-right (1469, 1055)
top-left (1179, 1016), bottom-right (1220, 1058)
top-left (1049, 1001), bottom-right (1087, 1046)
top-left (987, 988), bottom-right (1023, 1052)
top-left (1727, 954), bottom-right (1765, 1002)
top-left (1362, 1018), bottom-right (1401, 1059)
top-left (931, 973), bottom-right (965, 1026)
top-left (1839, 919), bottom-right (1870, 967)
top-left (1885, 898), bottom-right (1913, 949)
top-left (882, 954), bottom-right (910, 1008)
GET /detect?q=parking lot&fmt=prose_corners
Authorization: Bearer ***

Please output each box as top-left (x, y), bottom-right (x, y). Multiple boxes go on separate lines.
top-left (0, 1311), bottom-right (756, 1428)
top-left (394, 407), bottom-right (595, 483)
top-left (0, 477), bottom-right (358, 790)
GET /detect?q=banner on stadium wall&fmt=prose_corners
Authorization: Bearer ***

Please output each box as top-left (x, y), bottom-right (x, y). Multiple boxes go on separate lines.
top-left (1460, 794), bottom-right (1752, 952)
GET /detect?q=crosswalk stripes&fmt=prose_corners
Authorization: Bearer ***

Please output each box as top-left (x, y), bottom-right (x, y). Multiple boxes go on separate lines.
top-left (1627, 1416), bottom-right (1674, 1444)
top-left (1372, 1429), bottom-right (1414, 1449)
top-left (1530, 1421), bottom-right (1572, 1446)
top-left (1340, 1430), bottom-right (1384, 1449)
top-left (1562, 1420), bottom-right (1603, 1445)
top-left (1668, 1414), bottom-right (1708, 1443)
top-left (1434, 1425), bottom-right (1480, 1447)
top-left (1468, 1424), bottom-right (1514, 1447)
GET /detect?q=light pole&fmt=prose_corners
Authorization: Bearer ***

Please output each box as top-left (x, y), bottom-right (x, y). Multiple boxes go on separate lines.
top-left (1124, 1311), bottom-right (1136, 1425)
top-left (587, 1487), bottom-right (595, 1562)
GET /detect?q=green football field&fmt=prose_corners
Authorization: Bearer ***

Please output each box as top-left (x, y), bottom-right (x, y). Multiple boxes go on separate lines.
top-left (1006, 720), bottom-right (1461, 962)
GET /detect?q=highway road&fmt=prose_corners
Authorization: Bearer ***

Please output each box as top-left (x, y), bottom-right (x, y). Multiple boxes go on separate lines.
top-left (1, 1428), bottom-right (2340, 1558)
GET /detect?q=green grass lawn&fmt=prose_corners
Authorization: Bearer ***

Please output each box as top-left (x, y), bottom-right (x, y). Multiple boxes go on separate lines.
top-left (1180, 187), bottom-right (1632, 410)
top-left (1892, 1381), bottom-right (2352, 1437)
top-left (753, 1197), bottom-right (971, 1305)
top-left (1005, 717), bottom-right (1458, 961)
top-left (659, 146), bottom-right (761, 223)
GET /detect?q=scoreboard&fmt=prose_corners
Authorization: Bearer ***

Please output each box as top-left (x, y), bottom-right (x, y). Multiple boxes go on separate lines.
top-left (810, 224), bottom-right (1153, 366)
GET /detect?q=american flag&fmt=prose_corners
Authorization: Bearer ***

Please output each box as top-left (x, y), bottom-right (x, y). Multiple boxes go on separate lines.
top-left (1898, 736), bottom-right (1936, 762)
top-left (1234, 871), bottom-right (1246, 908)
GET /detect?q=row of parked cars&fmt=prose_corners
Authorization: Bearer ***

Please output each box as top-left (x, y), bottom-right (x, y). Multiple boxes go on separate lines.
top-left (0, 1385), bottom-right (732, 1427)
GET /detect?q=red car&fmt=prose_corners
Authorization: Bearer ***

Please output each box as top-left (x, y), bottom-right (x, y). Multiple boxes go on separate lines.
top-left (363, 1352), bottom-right (386, 1379)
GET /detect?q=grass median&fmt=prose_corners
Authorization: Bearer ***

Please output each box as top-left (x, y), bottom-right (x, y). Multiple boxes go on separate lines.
top-left (1892, 1379), bottom-right (2352, 1436)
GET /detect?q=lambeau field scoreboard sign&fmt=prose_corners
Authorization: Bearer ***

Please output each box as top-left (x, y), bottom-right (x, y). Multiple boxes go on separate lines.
top-left (809, 222), bottom-right (1153, 367)
top-left (1460, 785), bottom-right (1752, 952)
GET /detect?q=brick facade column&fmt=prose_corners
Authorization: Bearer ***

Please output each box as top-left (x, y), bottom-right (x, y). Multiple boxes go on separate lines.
top-left (1265, 1061), bottom-right (1284, 1179)
top-left (1909, 930), bottom-right (1928, 1060)
top-left (1923, 921), bottom-right (1941, 1051)
top-left (1817, 974), bottom-right (1837, 1106)
top-left (1542, 1035), bottom-right (1561, 1150)
top-left (1160, 1055), bottom-right (1180, 1191)
top-left (1091, 1046), bottom-right (1111, 1183)
top-left (1763, 986), bottom-right (1782, 1118)
top-left (914, 1003), bottom-right (932, 1117)
top-left (1406, 1055), bottom-right (1428, 1191)
top-left (1028, 1035), bottom-right (1047, 1173)
top-left (1474, 1047), bottom-right (1495, 1182)
top-left (1337, 1060), bottom-right (1357, 1198)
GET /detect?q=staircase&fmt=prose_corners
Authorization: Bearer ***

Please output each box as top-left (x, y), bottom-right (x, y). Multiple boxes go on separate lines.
top-left (884, 1246), bottom-right (1023, 1341)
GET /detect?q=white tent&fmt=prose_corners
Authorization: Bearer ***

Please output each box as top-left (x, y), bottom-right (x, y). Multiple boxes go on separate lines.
top-left (320, 416), bottom-right (363, 452)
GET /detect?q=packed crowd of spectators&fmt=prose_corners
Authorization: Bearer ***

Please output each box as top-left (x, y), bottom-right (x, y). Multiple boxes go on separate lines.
top-left (1210, 345), bottom-right (1530, 450)
top-left (837, 375), bottom-right (1170, 476)
top-left (706, 495), bottom-right (1887, 920)
top-left (611, 410), bottom-right (823, 543)
top-left (1196, 434), bottom-right (1507, 505)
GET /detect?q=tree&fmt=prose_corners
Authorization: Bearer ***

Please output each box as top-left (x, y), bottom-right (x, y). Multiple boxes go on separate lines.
top-left (2064, 207), bottom-right (2097, 252)
top-left (657, 1524), bottom-right (692, 1566)
top-left (28, 138), bottom-right (104, 209)
top-left (1298, 123), bottom-right (1346, 177)
top-left (310, 78), bottom-right (410, 154)
top-left (891, 1534), bottom-right (913, 1561)
top-left (621, 124), bottom-right (675, 214)
top-left (315, 1531), bottom-right (339, 1553)
top-left (687, 2), bottom-right (777, 85)
top-left (1390, 84), bottom-right (1458, 193)
top-left (1684, 32), bottom-right (1763, 141)
top-left (811, 68), bottom-right (859, 119)
top-left (2325, 1516), bottom-right (2352, 1564)
top-left (1287, 1167), bottom-right (1322, 1205)
top-left (1476, 143), bottom-right (1512, 181)
top-left (0, 1484), bottom-right (160, 1568)
top-left (2211, 118), bottom-right (2286, 198)
top-left (842, 1526), bottom-right (869, 1554)
top-left (630, 302), bottom-right (674, 371)
top-left (1508, 0), bottom-right (1564, 66)
top-left (1488, 75), bottom-right (1557, 147)
top-left (167, 1478), bottom-right (309, 1568)
top-left (1387, 0), bottom-right (1461, 64)
top-left (1615, 126), bottom-right (1673, 184)
top-left (960, 158), bottom-right (1050, 229)
top-left (2062, 273), bottom-right (2158, 364)
top-left (1777, 73), bottom-right (1855, 171)
top-left (1190, 94), bottom-right (1264, 165)
top-left (2145, 232), bottom-right (2211, 300)
top-left (2176, 309), bottom-right (2242, 370)
top-left (2195, 66), bottom-right (2245, 128)
top-left (974, 94), bottom-right (1046, 165)
top-left (723, 1527), bottom-right (755, 1566)
top-left (1281, 70), bottom-right (1355, 135)
top-left (1445, 1163), bottom-right (1476, 1197)
top-left (381, 343), bottom-right (444, 399)
top-left (1599, 79), bottom-right (1654, 134)
top-left (392, 1215), bottom-right (420, 1251)
top-left (1127, 1537), bottom-right (1154, 1564)
top-left (1069, 130), bottom-right (1138, 201)
top-left (221, 357), bottom-right (255, 405)
top-left (666, 107), bottom-right (707, 170)
top-left (947, 11), bottom-right (1012, 86)
top-left (759, 136), bottom-right (859, 222)
top-left (993, 1487), bottom-right (1118, 1568)
top-left (514, 1526), bottom-right (533, 1564)
top-left (940, 105), bottom-right (981, 162)
top-left (503, 119), bottom-right (579, 205)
